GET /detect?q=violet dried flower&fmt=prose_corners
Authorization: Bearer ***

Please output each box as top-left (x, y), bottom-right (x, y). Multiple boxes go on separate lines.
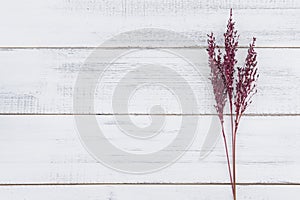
top-left (207, 33), bottom-right (234, 194)
top-left (235, 38), bottom-right (258, 122)
top-left (206, 9), bottom-right (258, 200)
top-left (207, 33), bottom-right (227, 123)
top-left (224, 9), bottom-right (239, 103)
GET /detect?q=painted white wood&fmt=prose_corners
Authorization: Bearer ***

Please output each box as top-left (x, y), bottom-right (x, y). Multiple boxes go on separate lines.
top-left (60, 0), bottom-right (300, 12)
top-left (0, 185), bottom-right (299, 200)
top-left (0, 1), bottom-right (299, 197)
top-left (0, 48), bottom-right (299, 114)
top-left (0, 3), bottom-right (299, 47)
top-left (0, 115), bottom-right (299, 183)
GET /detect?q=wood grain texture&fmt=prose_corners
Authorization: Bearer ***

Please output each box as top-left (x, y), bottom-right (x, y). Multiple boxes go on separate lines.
top-left (0, 0), bottom-right (299, 198)
top-left (1, 185), bottom-right (300, 200)
top-left (0, 115), bottom-right (299, 184)
top-left (0, 3), bottom-right (299, 47)
top-left (0, 48), bottom-right (299, 114)
top-left (62, 0), bottom-right (300, 12)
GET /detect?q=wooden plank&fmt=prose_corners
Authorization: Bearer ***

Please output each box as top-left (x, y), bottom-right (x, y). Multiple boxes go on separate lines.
top-left (0, 115), bottom-right (299, 184)
top-left (0, 3), bottom-right (299, 47)
top-left (61, 0), bottom-right (300, 12)
top-left (0, 185), bottom-right (300, 200)
top-left (0, 48), bottom-right (299, 114)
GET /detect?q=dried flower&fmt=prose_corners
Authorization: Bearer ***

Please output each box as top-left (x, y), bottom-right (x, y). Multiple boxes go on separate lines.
top-left (207, 9), bottom-right (258, 200)
top-left (224, 9), bottom-right (239, 103)
top-left (207, 33), bottom-right (234, 194)
top-left (235, 38), bottom-right (258, 122)
top-left (207, 33), bottom-right (227, 123)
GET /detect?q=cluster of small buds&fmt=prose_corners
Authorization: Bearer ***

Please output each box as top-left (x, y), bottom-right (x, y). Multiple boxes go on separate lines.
top-left (235, 38), bottom-right (258, 120)
top-left (223, 9), bottom-right (239, 102)
top-left (207, 33), bottom-right (227, 123)
top-left (207, 9), bottom-right (258, 122)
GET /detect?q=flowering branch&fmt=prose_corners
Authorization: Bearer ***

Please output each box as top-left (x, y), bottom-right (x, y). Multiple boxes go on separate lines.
top-left (224, 9), bottom-right (239, 103)
top-left (207, 9), bottom-right (258, 200)
top-left (235, 38), bottom-right (258, 121)
top-left (207, 33), bottom-right (234, 194)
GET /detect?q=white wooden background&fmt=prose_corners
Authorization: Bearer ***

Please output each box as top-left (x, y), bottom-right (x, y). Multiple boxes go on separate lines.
top-left (0, 0), bottom-right (300, 199)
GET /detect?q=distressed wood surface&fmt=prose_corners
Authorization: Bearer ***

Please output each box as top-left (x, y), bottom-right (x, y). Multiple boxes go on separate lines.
top-left (0, 3), bottom-right (299, 47)
top-left (1, 185), bottom-right (300, 200)
top-left (1, 0), bottom-right (299, 198)
top-left (60, 0), bottom-right (300, 11)
top-left (0, 115), bottom-right (299, 184)
top-left (0, 48), bottom-right (299, 114)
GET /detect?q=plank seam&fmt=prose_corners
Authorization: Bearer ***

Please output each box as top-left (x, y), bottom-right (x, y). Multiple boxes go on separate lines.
top-left (0, 183), bottom-right (299, 187)
top-left (0, 47), bottom-right (299, 49)
top-left (0, 113), bottom-right (299, 116)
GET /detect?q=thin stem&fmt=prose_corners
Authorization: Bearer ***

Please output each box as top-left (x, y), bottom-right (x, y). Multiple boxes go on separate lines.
top-left (232, 128), bottom-right (237, 200)
top-left (220, 123), bottom-right (234, 194)
top-left (233, 113), bottom-right (241, 200)
top-left (229, 100), bottom-right (236, 199)
top-left (229, 102), bottom-right (234, 146)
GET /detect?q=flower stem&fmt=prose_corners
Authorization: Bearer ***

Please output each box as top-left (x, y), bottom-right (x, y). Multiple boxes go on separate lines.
top-left (229, 100), bottom-right (236, 199)
top-left (233, 114), bottom-right (241, 200)
top-left (220, 123), bottom-right (234, 194)
top-left (233, 127), bottom-right (237, 200)
top-left (229, 102), bottom-right (234, 147)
